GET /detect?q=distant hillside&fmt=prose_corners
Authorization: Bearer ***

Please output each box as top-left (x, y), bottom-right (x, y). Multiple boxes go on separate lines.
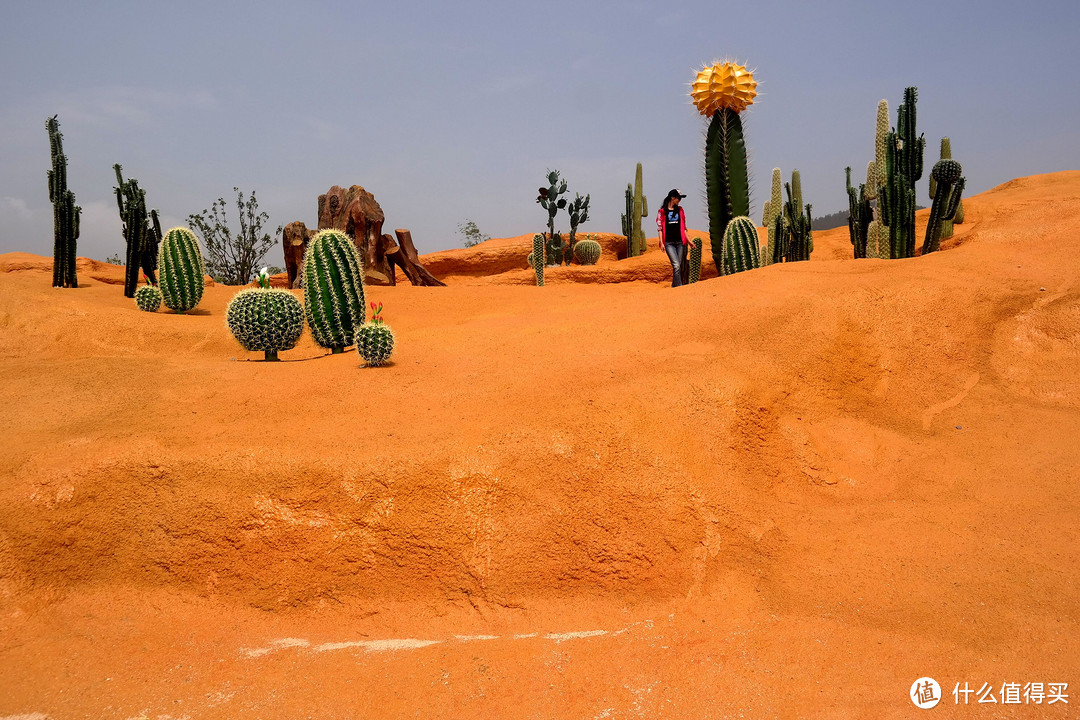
top-left (811, 205), bottom-right (928, 232)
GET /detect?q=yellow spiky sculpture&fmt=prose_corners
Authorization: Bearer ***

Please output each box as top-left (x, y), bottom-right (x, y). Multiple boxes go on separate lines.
top-left (691, 61), bottom-right (757, 116)
top-left (690, 61), bottom-right (758, 274)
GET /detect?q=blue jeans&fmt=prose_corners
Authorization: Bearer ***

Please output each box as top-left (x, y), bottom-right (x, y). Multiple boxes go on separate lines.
top-left (665, 242), bottom-right (686, 287)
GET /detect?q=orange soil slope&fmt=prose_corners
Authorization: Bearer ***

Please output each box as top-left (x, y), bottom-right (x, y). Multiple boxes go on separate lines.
top-left (0, 172), bottom-right (1078, 718)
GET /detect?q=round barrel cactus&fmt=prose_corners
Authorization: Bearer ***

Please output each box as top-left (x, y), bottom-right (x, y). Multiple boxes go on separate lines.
top-left (134, 284), bottom-right (162, 312)
top-left (226, 285), bottom-right (304, 361)
top-left (573, 239), bottom-right (602, 265)
top-left (158, 227), bottom-right (206, 312)
top-left (302, 229), bottom-right (365, 353)
top-left (357, 301), bottom-right (394, 366)
top-left (721, 216), bottom-right (761, 275)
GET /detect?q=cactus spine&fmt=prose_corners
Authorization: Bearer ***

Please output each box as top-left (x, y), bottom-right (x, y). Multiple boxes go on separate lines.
top-left (922, 159), bottom-right (965, 254)
top-left (113, 164), bottom-right (159, 298)
top-left (46, 115), bottom-right (80, 288)
top-left (302, 229), bottom-right (366, 353)
top-left (688, 238), bottom-right (703, 283)
top-left (721, 217), bottom-right (760, 275)
top-left (226, 273), bottom-right (304, 361)
top-left (158, 227), bottom-right (205, 312)
top-left (573, 237), bottom-right (601, 265)
top-left (532, 234), bottom-right (545, 286)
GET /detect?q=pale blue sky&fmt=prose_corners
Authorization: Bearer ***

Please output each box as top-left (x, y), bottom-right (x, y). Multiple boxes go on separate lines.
top-left (2, 0), bottom-right (1077, 261)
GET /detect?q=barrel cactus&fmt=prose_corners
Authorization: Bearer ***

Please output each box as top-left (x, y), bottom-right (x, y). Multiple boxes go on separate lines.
top-left (573, 237), bottom-right (602, 265)
top-left (302, 229), bottom-right (365, 353)
top-left (134, 281), bottom-right (162, 312)
top-left (721, 216), bottom-right (760, 275)
top-left (158, 227), bottom-right (206, 312)
top-left (225, 270), bottom-right (304, 361)
top-left (357, 302), bottom-right (395, 367)
top-left (688, 238), bottom-right (703, 283)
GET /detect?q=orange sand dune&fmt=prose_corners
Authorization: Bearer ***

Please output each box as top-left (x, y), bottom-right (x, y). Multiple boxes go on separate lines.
top-left (0, 172), bottom-right (1078, 718)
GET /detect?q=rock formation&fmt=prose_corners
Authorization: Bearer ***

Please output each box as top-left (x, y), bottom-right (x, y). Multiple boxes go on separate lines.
top-left (282, 221), bottom-right (314, 289)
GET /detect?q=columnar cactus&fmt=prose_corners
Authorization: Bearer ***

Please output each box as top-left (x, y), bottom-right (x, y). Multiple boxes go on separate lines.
top-left (114, 164), bottom-right (156, 298)
top-left (302, 229), bottom-right (366, 353)
top-left (573, 237), bottom-right (602, 265)
top-left (930, 137), bottom-right (962, 238)
top-left (620, 164), bottom-right (648, 257)
top-left (692, 61), bottom-right (756, 275)
top-left (46, 115), bottom-right (80, 288)
top-left (721, 217), bottom-right (760, 275)
top-left (158, 227), bottom-right (206, 312)
top-left (763, 168), bottom-right (782, 265)
top-left (783, 180), bottom-right (813, 262)
top-left (356, 301), bottom-right (395, 367)
top-left (871, 99), bottom-right (889, 200)
top-left (532, 234), bottom-right (545, 286)
top-left (845, 166), bottom-right (871, 258)
top-left (922, 159), bottom-right (965, 254)
top-left (225, 270), bottom-right (304, 361)
top-left (688, 238), bottom-right (703, 283)
top-left (134, 277), bottom-right (162, 312)
top-left (866, 220), bottom-right (888, 259)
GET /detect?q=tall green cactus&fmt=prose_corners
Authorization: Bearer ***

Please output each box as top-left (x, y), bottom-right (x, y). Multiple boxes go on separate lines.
top-left (871, 99), bottom-right (889, 200)
top-left (302, 229), bottom-right (366, 352)
top-left (845, 166), bottom-right (871, 258)
top-left (705, 108), bottom-right (750, 274)
top-left (113, 164), bottom-right (155, 298)
top-left (158, 227), bottom-right (206, 313)
top-left (566, 193), bottom-right (590, 265)
top-left (783, 180), bottom-right (813, 262)
top-left (688, 238), bottom-right (703, 283)
top-left (922, 159), bottom-right (965, 255)
top-left (621, 163), bottom-right (648, 257)
top-left (46, 115), bottom-right (80, 288)
top-left (866, 220), bottom-right (888, 259)
top-left (930, 137), bottom-right (960, 239)
top-left (878, 87), bottom-right (924, 259)
top-left (763, 168), bottom-right (782, 266)
top-left (721, 217), bottom-right (760, 275)
top-left (532, 234), bottom-right (545, 286)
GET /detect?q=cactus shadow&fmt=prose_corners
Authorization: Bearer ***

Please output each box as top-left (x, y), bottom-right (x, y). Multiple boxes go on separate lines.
top-left (168, 308), bottom-right (211, 316)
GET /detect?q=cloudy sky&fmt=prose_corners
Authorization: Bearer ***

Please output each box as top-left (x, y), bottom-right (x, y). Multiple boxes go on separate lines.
top-left (1, 0), bottom-right (1077, 262)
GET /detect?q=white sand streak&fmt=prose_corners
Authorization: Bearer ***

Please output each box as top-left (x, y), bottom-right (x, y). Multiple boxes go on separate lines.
top-left (544, 630), bottom-right (608, 643)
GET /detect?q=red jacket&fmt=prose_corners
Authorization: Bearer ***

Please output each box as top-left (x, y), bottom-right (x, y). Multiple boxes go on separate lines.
top-left (656, 205), bottom-right (689, 249)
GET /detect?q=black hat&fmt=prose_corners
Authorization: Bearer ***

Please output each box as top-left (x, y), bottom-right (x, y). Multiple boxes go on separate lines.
top-left (667, 189), bottom-right (687, 199)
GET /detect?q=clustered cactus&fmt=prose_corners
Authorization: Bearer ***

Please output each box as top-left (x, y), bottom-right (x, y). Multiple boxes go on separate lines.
top-left (114, 164), bottom-right (161, 297)
top-left (158, 227), bottom-right (206, 312)
top-left (225, 269), bottom-right (304, 361)
top-left (302, 229), bottom-right (366, 353)
top-left (46, 115), bottom-right (80, 288)
top-left (356, 301), bottom-right (395, 367)
top-left (879, 87), bottom-right (925, 259)
top-left (573, 237), bottom-right (602, 265)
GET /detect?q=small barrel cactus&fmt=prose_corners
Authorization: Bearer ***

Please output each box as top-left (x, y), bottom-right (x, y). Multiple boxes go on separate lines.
top-left (532, 234), bottom-right (545, 286)
top-left (158, 227), bottom-right (206, 312)
top-left (134, 281), bottom-right (162, 312)
top-left (357, 301), bottom-right (395, 366)
top-left (721, 216), bottom-right (761, 275)
top-left (573, 237), bottom-right (602, 265)
top-left (226, 269), bottom-right (304, 361)
top-left (302, 229), bottom-right (365, 353)
top-left (688, 238), bottom-right (703, 283)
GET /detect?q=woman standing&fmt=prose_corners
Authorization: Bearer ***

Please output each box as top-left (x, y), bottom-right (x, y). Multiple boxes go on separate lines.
top-left (657, 189), bottom-right (689, 287)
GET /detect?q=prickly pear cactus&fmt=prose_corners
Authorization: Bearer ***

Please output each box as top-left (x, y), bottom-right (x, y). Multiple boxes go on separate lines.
top-left (357, 301), bottom-right (395, 367)
top-left (225, 270), bottom-right (304, 361)
top-left (573, 238), bottom-right (602, 265)
top-left (134, 282), bottom-right (162, 312)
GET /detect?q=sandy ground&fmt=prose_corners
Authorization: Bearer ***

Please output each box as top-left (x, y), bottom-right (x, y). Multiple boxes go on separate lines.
top-left (0, 172), bottom-right (1078, 718)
